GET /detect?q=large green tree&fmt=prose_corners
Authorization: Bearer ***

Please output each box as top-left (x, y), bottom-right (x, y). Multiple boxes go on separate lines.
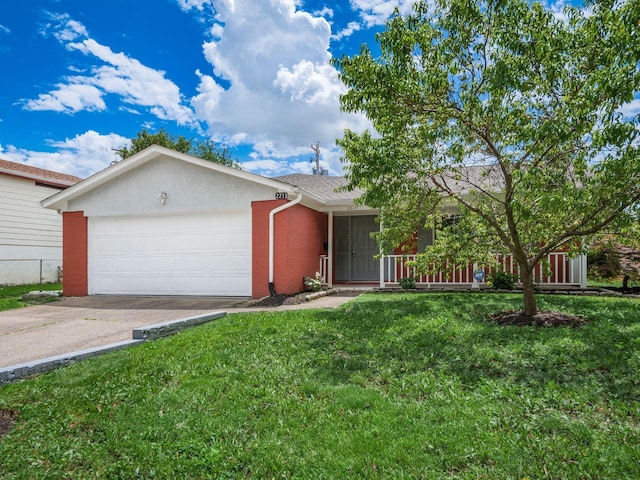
top-left (335, 0), bottom-right (640, 316)
top-left (117, 128), bottom-right (239, 168)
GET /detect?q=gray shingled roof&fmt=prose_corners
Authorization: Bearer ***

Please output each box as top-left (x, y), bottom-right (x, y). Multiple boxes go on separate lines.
top-left (273, 174), bottom-right (364, 203)
top-left (274, 165), bottom-right (503, 204)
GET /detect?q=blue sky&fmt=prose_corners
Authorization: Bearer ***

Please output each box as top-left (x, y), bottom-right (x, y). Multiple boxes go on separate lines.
top-left (1, 0), bottom-right (577, 178)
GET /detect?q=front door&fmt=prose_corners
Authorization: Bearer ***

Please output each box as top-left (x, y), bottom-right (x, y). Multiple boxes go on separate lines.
top-left (335, 215), bottom-right (379, 282)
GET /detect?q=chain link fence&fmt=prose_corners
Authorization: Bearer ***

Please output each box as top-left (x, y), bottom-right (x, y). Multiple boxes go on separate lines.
top-left (0, 259), bottom-right (62, 287)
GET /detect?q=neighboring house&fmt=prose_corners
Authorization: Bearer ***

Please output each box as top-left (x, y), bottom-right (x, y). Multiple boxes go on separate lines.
top-left (42, 145), bottom-right (586, 298)
top-left (0, 159), bottom-right (81, 285)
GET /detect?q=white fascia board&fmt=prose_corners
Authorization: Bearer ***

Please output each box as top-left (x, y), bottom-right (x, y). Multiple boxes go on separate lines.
top-left (319, 198), bottom-right (375, 213)
top-left (295, 189), bottom-right (328, 210)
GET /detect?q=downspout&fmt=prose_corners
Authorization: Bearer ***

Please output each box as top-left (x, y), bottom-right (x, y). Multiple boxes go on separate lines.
top-left (327, 211), bottom-right (333, 288)
top-left (268, 191), bottom-right (302, 296)
top-left (379, 217), bottom-right (385, 288)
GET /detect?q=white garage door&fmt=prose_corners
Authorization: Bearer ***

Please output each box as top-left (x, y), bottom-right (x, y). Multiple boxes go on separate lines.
top-left (89, 211), bottom-right (251, 296)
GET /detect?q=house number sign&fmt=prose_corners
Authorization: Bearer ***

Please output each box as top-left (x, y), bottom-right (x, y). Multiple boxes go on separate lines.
top-left (275, 192), bottom-right (289, 200)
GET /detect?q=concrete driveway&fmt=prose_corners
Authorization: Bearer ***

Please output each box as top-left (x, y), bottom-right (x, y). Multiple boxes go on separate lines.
top-left (0, 296), bottom-right (242, 368)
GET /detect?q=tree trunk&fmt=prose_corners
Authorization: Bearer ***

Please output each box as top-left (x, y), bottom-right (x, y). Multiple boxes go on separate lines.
top-left (519, 266), bottom-right (538, 316)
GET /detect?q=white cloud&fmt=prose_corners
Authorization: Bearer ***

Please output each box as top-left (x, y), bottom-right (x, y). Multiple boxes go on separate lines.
top-left (543, 0), bottom-right (572, 22)
top-left (190, 0), bottom-right (368, 171)
top-left (274, 60), bottom-right (345, 104)
top-left (210, 24), bottom-right (224, 39)
top-left (177, 0), bottom-right (235, 21)
top-left (21, 1), bottom-right (373, 177)
top-left (176, 0), bottom-right (210, 11)
top-left (119, 106), bottom-right (142, 115)
top-left (0, 24), bottom-right (11, 34)
top-left (350, 0), bottom-right (416, 27)
top-left (241, 138), bottom-right (345, 176)
top-left (241, 158), bottom-right (289, 175)
top-left (332, 21), bottom-right (362, 41)
top-left (69, 39), bottom-right (195, 124)
top-left (0, 130), bottom-right (130, 178)
top-left (314, 7), bottom-right (334, 18)
top-left (618, 98), bottom-right (640, 120)
top-left (24, 83), bottom-right (105, 113)
top-left (42, 13), bottom-right (88, 42)
top-left (29, 16), bottom-right (195, 125)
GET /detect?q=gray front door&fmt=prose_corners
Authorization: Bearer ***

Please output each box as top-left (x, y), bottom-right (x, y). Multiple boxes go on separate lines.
top-left (335, 215), bottom-right (379, 282)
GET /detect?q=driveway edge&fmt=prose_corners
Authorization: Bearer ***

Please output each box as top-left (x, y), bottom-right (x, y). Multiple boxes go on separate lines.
top-left (1, 310), bottom-right (227, 386)
top-left (132, 311), bottom-right (226, 340)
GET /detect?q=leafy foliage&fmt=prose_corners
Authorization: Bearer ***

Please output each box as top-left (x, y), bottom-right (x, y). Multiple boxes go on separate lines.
top-left (304, 272), bottom-right (325, 292)
top-left (398, 276), bottom-right (416, 289)
top-left (588, 242), bottom-right (623, 280)
top-left (588, 239), bottom-right (640, 288)
top-left (116, 128), bottom-right (240, 168)
top-left (487, 270), bottom-right (518, 290)
top-left (335, 0), bottom-right (640, 314)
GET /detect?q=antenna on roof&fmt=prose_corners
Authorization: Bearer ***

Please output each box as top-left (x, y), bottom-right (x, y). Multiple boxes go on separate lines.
top-left (110, 148), bottom-right (122, 166)
top-left (310, 141), bottom-right (328, 176)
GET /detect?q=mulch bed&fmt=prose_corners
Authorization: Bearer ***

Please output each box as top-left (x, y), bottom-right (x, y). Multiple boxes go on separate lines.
top-left (246, 294), bottom-right (289, 307)
top-left (242, 292), bottom-right (308, 308)
top-left (490, 311), bottom-right (586, 327)
top-left (603, 286), bottom-right (640, 295)
top-left (0, 409), bottom-right (18, 438)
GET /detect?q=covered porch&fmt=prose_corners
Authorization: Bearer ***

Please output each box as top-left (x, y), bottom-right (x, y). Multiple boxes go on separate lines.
top-left (317, 213), bottom-right (587, 290)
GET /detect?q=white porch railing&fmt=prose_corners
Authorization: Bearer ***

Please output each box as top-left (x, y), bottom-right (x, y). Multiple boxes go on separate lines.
top-left (381, 252), bottom-right (585, 287)
top-left (319, 251), bottom-right (585, 288)
top-left (319, 255), bottom-right (329, 285)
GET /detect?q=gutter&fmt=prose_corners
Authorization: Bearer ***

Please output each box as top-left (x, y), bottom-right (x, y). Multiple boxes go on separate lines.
top-left (268, 191), bottom-right (302, 296)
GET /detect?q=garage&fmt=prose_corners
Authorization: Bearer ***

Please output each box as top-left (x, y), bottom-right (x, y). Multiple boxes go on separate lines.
top-left (89, 210), bottom-right (251, 296)
top-left (41, 146), bottom-right (306, 298)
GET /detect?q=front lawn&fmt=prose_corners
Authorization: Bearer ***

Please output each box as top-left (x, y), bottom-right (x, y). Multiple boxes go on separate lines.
top-left (1, 293), bottom-right (639, 479)
top-left (0, 283), bottom-right (61, 312)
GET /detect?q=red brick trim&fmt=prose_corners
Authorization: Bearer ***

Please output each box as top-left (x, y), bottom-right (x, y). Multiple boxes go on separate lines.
top-left (62, 211), bottom-right (88, 296)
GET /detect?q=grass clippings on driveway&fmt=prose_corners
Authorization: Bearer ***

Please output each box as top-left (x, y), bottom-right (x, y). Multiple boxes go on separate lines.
top-left (0, 292), bottom-right (639, 479)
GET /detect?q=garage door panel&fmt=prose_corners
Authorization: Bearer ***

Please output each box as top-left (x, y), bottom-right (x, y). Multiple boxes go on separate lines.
top-left (90, 212), bottom-right (251, 296)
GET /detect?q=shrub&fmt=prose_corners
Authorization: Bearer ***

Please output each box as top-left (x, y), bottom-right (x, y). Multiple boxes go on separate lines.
top-left (588, 243), bottom-right (622, 279)
top-left (488, 270), bottom-right (518, 290)
top-left (399, 277), bottom-right (416, 290)
top-left (304, 272), bottom-right (325, 292)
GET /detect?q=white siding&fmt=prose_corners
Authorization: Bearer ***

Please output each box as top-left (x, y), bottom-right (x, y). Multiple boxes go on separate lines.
top-left (0, 175), bottom-right (63, 250)
top-left (0, 175), bottom-right (64, 284)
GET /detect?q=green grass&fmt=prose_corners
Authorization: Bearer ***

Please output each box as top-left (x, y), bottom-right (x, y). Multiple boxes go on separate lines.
top-left (0, 283), bottom-right (62, 311)
top-left (587, 279), bottom-right (624, 288)
top-left (587, 276), bottom-right (640, 288)
top-left (1, 292), bottom-right (639, 479)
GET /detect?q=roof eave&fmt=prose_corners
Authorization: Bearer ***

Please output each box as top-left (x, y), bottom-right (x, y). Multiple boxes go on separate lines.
top-left (0, 168), bottom-right (78, 189)
top-left (41, 145), bottom-right (299, 211)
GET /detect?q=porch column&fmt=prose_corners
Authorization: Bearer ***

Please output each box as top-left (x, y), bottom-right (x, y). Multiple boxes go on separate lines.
top-left (379, 219), bottom-right (385, 288)
top-left (472, 262), bottom-right (479, 289)
top-left (580, 253), bottom-right (588, 289)
top-left (579, 238), bottom-right (587, 289)
top-left (328, 211), bottom-right (333, 288)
